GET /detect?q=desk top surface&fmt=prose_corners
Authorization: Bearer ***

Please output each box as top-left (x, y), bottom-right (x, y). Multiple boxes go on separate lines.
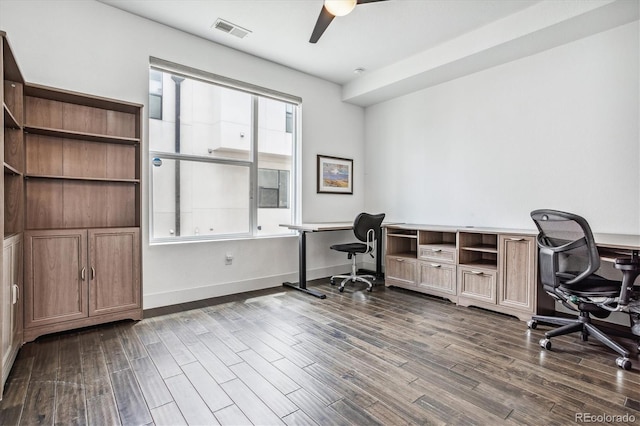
top-left (281, 222), bottom-right (640, 250)
top-left (280, 222), bottom-right (353, 232)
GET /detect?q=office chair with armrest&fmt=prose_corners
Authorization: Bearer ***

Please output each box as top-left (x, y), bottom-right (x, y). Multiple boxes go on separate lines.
top-left (527, 209), bottom-right (640, 370)
top-left (330, 212), bottom-right (385, 293)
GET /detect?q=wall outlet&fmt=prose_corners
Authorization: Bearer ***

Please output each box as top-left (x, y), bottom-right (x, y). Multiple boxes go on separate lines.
top-left (225, 253), bottom-right (233, 265)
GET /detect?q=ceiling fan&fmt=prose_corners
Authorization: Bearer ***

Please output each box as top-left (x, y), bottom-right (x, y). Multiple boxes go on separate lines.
top-left (309, 0), bottom-right (388, 44)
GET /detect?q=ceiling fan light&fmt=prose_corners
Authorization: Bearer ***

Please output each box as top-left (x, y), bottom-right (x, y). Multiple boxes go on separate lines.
top-left (324, 0), bottom-right (357, 17)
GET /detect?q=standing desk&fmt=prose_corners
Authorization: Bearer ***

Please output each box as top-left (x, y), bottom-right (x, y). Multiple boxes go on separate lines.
top-left (280, 222), bottom-right (385, 298)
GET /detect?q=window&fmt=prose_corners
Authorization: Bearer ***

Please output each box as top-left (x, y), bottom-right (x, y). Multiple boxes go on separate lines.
top-left (149, 69), bottom-right (163, 120)
top-left (258, 169), bottom-right (289, 208)
top-left (285, 104), bottom-right (293, 134)
top-left (149, 59), bottom-right (300, 242)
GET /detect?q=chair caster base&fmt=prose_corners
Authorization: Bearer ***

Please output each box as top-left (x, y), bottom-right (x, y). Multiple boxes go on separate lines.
top-left (540, 338), bottom-right (551, 350)
top-left (616, 357), bottom-right (632, 370)
top-left (527, 319), bottom-right (537, 329)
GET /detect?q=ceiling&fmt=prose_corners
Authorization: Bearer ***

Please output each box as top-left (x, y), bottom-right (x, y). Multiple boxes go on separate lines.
top-left (97, 0), bottom-right (638, 106)
top-left (97, 0), bottom-right (540, 85)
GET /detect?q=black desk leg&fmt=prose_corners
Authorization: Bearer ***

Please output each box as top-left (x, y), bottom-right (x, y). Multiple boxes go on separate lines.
top-left (283, 230), bottom-right (326, 299)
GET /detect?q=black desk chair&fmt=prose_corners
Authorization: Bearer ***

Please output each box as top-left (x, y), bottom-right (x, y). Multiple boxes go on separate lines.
top-left (527, 209), bottom-right (640, 370)
top-left (330, 212), bottom-right (385, 293)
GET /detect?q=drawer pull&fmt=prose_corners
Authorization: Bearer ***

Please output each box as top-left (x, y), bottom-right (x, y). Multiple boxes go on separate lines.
top-left (430, 263), bottom-right (442, 268)
top-left (431, 248), bottom-right (442, 252)
top-left (508, 237), bottom-right (524, 241)
top-left (470, 270), bottom-right (483, 275)
top-left (396, 258), bottom-right (404, 262)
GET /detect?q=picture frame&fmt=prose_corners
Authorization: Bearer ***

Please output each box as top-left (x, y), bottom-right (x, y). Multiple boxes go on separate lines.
top-left (317, 154), bottom-right (353, 194)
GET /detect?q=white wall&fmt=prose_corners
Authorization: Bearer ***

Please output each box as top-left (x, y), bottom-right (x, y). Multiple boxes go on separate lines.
top-left (0, 0), bottom-right (366, 307)
top-left (365, 21), bottom-right (640, 235)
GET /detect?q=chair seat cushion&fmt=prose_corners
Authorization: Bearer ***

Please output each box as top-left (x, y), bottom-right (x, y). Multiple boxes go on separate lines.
top-left (330, 242), bottom-right (370, 254)
top-left (560, 274), bottom-right (622, 297)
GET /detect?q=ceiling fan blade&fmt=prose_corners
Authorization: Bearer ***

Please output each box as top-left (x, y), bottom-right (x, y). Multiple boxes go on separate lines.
top-left (309, 5), bottom-right (335, 43)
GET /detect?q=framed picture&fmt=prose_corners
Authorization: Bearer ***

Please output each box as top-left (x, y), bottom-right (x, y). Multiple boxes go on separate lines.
top-left (317, 155), bottom-right (353, 194)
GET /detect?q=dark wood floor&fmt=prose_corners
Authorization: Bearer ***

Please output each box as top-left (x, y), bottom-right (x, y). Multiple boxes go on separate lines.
top-left (1, 278), bottom-right (639, 425)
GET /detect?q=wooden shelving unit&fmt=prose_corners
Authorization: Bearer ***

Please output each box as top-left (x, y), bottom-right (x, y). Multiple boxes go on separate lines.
top-left (1, 31), bottom-right (24, 400)
top-left (384, 224), bottom-right (552, 321)
top-left (23, 83), bottom-right (143, 342)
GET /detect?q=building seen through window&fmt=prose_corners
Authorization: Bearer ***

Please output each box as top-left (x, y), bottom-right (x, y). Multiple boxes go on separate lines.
top-left (149, 64), bottom-right (299, 241)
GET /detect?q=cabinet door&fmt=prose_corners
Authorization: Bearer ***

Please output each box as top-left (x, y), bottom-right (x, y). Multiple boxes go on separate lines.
top-left (458, 266), bottom-right (497, 303)
top-left (498, 235), bottom-right (536, 312)
top-left (89, 228), bottom-right (140, 316)
top-left (417, 261), bottom-right (456, 295)
top-left (24, 230), bottom-right (88, 328)
top-left (385, 256), bottom-right (416, 287)
top-left (2, 235), bottom-right (23, 387)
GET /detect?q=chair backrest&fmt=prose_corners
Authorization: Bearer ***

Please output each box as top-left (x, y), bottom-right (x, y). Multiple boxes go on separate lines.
top-left (353, 213), bottom-right (385, 243)
top-left (530, 209), bottom-right (600, 289)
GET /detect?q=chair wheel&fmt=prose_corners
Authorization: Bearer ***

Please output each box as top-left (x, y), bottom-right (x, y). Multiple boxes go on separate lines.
top-left (527, 320), bottom-right (537, 329)
top-left (616, 357), bottom-right (632, 370)
top-left (339, 287), bottom-right (344, 293)
top-left (540, 338), bottom-right (551, 350)
top-left (367, 287), bottom-right (372, 292)
top-left (330, 278), bottom-right (335, 285)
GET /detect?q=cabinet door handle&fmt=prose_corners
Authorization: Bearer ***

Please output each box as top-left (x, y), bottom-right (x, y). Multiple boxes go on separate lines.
top-left (430, 263), bottom-right (441, 268)
top-left (431, 248), bottom-right (442, 252)
top-left (91, 267), bottom-right (96, 280)
top-left (12, 284), bottom-right (18, 304)
top-left (470, 270), bottom-right (483, 275)
top-left (81, 267), bottom-right (86, 281)
top-left (508, 237), bottom-right (524, 241)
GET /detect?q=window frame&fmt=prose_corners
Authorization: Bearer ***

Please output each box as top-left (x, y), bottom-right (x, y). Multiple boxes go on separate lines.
top-left (148, 57), bottom-right (301, 244)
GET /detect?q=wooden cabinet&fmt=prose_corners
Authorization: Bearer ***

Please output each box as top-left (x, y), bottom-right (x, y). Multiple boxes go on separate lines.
top-left (457, 231), bottom-right (498, 306)
top-left (418, 262), bottom-right (456, 298)
top-left (458, 266), bottom-right (497, 303)
top-left (24, 229), bottom-right (87, 328)
top-left (2, 234), bottom-right (21, 396)
top-left (384, 224), bottom-right (552, 321)
top-left (22, 83), bottom-right (143, 342)
top-left (24, 228), bottom-right (139, 339)
top-left (1, 32), bottom-right (25, 399)
top-left (417, 229), bottom-right (457, 301)
top-left (89, 228), bottom-right (140, 316)
top-left (385, 256), bottom-right (417, 288)
top-left (498, 235), bottom-right (538, 315)
top-left (385, 228), bottom-right (417, 289)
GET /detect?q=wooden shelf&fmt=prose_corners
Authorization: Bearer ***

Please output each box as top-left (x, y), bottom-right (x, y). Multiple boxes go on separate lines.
top-left (460, 244), bottom-right (498, 254)
top-left (3, 163), bottom-right (22, 176)
top-left (387, 233), bottom-right (418, 238)
top-left (24, 126), bottom-right (140, 145)
top-left (460, 260), bottom-right (497, 270)
top-left (386, 251), bottom-right (417, 259)
top-left (421, 243), bottom-right (456, 250)
top-left (3, 104), bottom-right (20, 129)
top-left (25, 174), bottom-right (139, 184)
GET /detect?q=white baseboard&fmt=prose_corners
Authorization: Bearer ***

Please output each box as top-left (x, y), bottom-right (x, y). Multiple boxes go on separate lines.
top-left (143, 263), bottom-right (353, 309)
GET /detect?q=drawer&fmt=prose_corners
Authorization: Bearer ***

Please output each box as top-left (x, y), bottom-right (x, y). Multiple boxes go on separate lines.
top-left (458, 266), bottom-right (497, 303)
top-left (385, 256), bottom-right (417, 287)
top-left (418, 245), bottom-right (456, 264)
top-left (417, 261), bottom-right (456, 295)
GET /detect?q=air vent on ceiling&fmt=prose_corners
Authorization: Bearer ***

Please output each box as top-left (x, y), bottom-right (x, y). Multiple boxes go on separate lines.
top-left (212, 18), bottom-right (251, 39)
